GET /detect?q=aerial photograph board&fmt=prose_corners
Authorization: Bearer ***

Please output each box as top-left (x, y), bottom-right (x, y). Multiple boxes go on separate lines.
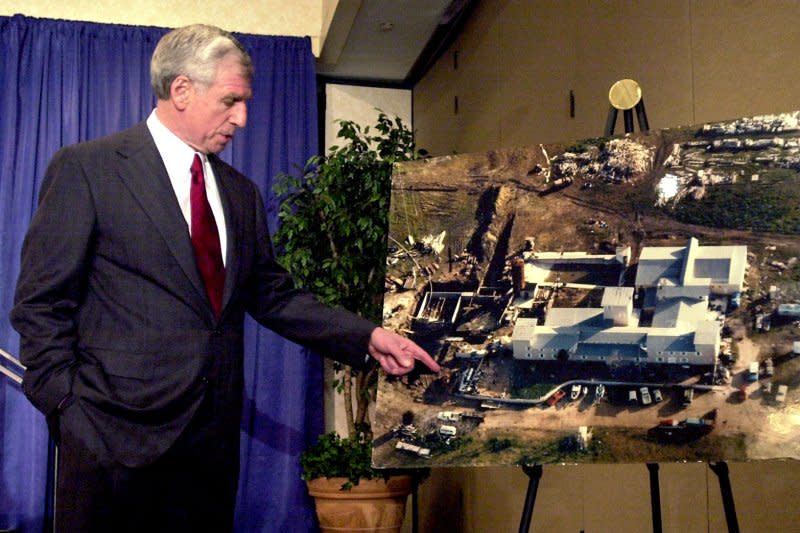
top-left (374, 110), bottom-right (800, 468)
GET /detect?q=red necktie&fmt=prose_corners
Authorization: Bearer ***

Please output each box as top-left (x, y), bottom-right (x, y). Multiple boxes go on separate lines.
top-left (190, 153), bottom-right (225, 319)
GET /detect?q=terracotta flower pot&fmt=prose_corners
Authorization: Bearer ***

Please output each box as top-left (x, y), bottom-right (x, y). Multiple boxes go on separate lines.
top-left (306, 475), bottom-right (413, 532)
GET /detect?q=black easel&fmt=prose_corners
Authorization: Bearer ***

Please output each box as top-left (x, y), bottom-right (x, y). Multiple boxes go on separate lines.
top-left (517, 464), bottom-right (543, 533)
top-left (647, 461), bottom-right (741, 533)
top-left (515, 461), bottom-right (738, 532)
top-left (604, 79), bottom-right (649, 136)
top-left (516, 463), bottom-right (660, 532)
top-left (513, 79), bottom-right (739, 532)
top-left (605, 100), bottom-right (649, 136)
top-left (710, 462), bottom-right (740, 533)
top-left (647, 463), bottom-right (662, 533)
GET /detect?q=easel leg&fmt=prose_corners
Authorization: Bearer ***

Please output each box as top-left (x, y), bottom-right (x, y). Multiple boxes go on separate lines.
top-left (605, 106), bottom-right (618, 137)
top-left (710, 462), bottom-right (740, 533)
top-left (623, 109), bottom-right (635, 134)
top-left (647, 463), bottom-right (662, 533)
top-left (518, 464), bottom-right (543, 533)
top-left (635, 100), bottom-right (650, 132)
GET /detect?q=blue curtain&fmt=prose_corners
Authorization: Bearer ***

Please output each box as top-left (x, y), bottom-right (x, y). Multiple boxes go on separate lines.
top-left (0, 15), bottom-right (322, 532)
top-left (232, 33), bottom-right (324, 533)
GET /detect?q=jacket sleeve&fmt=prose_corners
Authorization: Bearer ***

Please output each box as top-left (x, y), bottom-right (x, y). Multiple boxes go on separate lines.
top-left (9, 147), bottom-right (95, 416)
top-left (243, 184), bottom-right (375, 370)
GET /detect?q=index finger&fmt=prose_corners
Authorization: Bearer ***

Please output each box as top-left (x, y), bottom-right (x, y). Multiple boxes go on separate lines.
top-left (404, 344), bottom-right (440, 373)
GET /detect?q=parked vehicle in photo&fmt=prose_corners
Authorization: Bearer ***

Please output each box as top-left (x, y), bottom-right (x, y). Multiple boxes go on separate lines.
top-left (652, 388), bottom-right (663, 403)
top-left (547, 389), bottom-right (566, 407)
top-left (763, 358), bottom-right (774, 377)
top-left (640, 387), bottom-right (652, 406)
top-left (775, 385), bottom-right (788, 404)
top-left (439, 425), bottom-right (457, 436)
top-left (437, 411), bottom-right (461, 422)
top-left (595, 384), bottom-right (606, 402)
top-left (682, 388), bottom-right (694, 406)
top-left (396, 441), bottom-right (431, 458)
top-left (747, 362), bottom-right (759, 382)
top-left (649, 410), bottom-right (718, 444)
top-left (570, 384), bottom-right (582, 400)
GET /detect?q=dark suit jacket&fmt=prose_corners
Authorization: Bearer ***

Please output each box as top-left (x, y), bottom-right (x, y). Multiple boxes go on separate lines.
top-left (10, 121), bottom-right (375, 467)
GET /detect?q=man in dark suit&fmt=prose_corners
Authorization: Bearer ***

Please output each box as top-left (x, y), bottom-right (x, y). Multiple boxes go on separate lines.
top-left (10, 24), bottom-right (439, 532)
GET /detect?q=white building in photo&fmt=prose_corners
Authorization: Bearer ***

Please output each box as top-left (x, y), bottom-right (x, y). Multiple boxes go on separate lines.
top-left (635, 237), bottom-right (747, 296)
top-left (512, 239), bottom-right (747, 366)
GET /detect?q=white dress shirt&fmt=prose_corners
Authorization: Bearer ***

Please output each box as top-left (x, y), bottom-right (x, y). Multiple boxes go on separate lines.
top-left (146, 110), bottom-right (227, 266)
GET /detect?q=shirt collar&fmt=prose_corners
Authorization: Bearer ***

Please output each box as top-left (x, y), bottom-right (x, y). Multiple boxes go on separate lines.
top-left (146, 110), bottom-right (203, 181)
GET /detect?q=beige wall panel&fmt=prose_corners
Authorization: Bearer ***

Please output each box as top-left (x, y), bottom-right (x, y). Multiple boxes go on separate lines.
top-left (657, 462), bottom-right (709, 533)
top-left (463, 466), bottom-right (523, 532)
top-left (411, 468), bottom-right (468, 532)
top-left (691, 0), bottom-right (800, 124)
top-left (411, 466), bottom-right (585, 532)
top-left (414, 461), bottom-right (800, 532)
top-left (324, 84), bottom-right (412, 150)
top-left (525, 466), bottom-right (584, 533)
top-left (707, 461), bottom-right (800, 532)
top-left (438, 466), bottom-right (584, 533)
top-left (414, 0), bottom-right (504, 156)
top-left (414, 53), bottom-right (465, 156)
top-left (446, 0), bottom-right (504, 155)
top-left (498, 1), bottom-right (579, 147)
top-left (573, 0), bottom-right (694, 136)
top-left (706, 463), bottom-right (729, 533)
top-left (582, 463), bottom-right (652, 533)
top-left (416, 0), bottom-right (697, 150)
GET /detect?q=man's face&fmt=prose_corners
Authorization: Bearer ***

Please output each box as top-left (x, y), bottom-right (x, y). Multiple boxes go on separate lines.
top-left (183, 53), bottom-right (252, 154)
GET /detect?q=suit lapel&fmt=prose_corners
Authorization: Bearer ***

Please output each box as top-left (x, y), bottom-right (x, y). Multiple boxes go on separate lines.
top-left (209, 156), bottom-right (242, 312)
top-left (113, 123), bottom-right (212, 319)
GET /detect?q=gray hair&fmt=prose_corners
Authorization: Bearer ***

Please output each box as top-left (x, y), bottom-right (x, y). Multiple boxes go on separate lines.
top-left (150, 24), bottom-right (253, 100)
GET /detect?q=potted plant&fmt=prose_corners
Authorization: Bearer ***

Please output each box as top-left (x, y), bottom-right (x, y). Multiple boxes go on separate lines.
top-left (273, 112), bottom-right (425, 532)
top-left (299, 431), bottom-right (413, 532)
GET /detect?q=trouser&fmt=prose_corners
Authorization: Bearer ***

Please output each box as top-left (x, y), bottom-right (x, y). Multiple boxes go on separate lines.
top-left (54, 397), bottom-right (240, 533)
